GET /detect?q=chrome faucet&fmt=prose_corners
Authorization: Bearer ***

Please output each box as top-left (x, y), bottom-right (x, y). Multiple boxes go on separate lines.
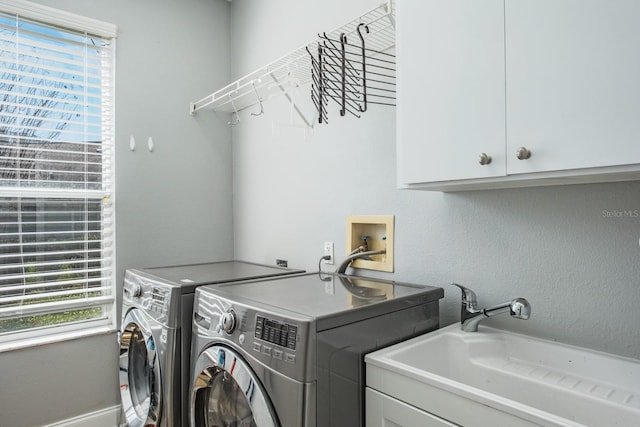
top-left (451, 283), bottom-right (531, 332)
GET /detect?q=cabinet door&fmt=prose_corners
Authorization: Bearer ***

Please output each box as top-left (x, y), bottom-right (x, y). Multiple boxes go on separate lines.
top-left (505, 0), bottom-right (640, 174)
top-left (366, 388), bottom-right (457, 427)
top-left (397, 0), bottom-right (506, 185)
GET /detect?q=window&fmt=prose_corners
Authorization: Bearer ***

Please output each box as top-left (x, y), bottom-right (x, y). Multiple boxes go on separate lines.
top-left (0, 0), bottom-right (116, 345)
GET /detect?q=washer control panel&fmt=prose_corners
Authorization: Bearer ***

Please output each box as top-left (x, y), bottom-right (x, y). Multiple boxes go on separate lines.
top-left (255, 316), bottom-right (297, 350)
top-left (149, 287), bottom-right (169, 315)
top-left (122, 270), bottom-right (173, 324)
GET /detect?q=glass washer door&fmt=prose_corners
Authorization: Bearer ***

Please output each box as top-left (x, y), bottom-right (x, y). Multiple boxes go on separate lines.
top-left (119, 308), bottom-right (162, 427)
top-left (191, 345), bottom-right (278, 427)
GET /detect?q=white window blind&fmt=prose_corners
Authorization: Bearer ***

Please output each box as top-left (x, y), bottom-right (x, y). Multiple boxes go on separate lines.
top-left (0, 2), bottom-right (116, 339)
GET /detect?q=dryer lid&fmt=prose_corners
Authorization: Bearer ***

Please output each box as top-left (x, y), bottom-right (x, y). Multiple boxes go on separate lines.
top-left (198, 273), bottom-right (444, 331)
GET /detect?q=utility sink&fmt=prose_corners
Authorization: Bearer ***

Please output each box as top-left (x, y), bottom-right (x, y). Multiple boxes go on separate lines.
top-left (365, 324), bottom-right (640, 426)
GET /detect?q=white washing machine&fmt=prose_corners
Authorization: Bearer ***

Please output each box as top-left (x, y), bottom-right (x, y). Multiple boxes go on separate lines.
top-left (118, 261), bottom-right (304, 427)
top-left (189, 272), bottom-right (444, 427)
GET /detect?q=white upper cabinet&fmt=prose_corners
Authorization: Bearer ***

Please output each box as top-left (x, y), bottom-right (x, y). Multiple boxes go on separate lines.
top-left (505, 0), bottom-right (640, 174)
top-left (398, 0), bottom-right (640, 191)
top-left (397, 0), bottom-right (506, 185)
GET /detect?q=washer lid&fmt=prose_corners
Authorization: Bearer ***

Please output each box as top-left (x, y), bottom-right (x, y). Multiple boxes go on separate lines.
top-left (134, 260), bottom-right (304, 293)
top-left (198, 273), bottom-right (444, 331)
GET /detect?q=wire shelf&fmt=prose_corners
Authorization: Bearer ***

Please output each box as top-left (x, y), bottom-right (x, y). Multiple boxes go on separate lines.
top-left (189, 0), bottom-right (395, 127)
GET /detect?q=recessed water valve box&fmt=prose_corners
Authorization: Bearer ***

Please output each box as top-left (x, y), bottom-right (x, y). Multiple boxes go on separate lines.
top-left (346, 215), bottom-right (394, 272)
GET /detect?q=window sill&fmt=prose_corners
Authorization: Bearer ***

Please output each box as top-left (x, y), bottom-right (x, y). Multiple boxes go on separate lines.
top-left (0, 323), bottom-right (117, 353)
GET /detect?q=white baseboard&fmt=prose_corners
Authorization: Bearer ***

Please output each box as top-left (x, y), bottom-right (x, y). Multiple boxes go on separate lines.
top-left (43, 405), bottom-right (121, 427)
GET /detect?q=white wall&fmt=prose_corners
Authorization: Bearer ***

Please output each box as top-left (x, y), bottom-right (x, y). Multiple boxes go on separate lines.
top-left (0, 1), bottom-right (232, 426)
top-left (230, 0), bottom-right (640, 360)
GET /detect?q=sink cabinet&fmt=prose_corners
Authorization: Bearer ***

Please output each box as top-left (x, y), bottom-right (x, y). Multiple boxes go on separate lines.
top-left (397, 0), bottom-right (640, 191)
top-left (365, 366), bottom-right (542, 427)
top-left (366, 388), bottom-right (457, 427)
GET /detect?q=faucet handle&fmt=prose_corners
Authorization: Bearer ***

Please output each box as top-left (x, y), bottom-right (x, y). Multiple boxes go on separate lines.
top-left (510, 298), bottom-right (531, 320)
top-left (451, 283), bottom-right (478, 306)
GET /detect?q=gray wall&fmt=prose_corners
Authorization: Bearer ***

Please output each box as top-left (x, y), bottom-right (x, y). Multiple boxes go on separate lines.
top-left (1, 0), bottom-right (639, 425)
top-left (230, 0), bottom-right (640, 359)
top-left (0, 1), bottom-right (232, 426)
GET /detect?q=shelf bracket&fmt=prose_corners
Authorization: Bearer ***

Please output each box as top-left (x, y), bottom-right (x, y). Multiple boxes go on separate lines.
top-left (269, 72), bottom-right (315, 129)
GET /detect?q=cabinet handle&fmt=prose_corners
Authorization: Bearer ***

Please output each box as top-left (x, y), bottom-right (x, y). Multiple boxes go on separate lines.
top-left (478, 153), bottom-right (492, 165)
top-left (516, 147), bottom-right (532, 160)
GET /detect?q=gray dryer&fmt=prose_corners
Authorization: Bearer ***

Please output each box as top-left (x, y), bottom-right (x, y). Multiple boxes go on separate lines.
top-left (190, 272), bottom-right (443, 427)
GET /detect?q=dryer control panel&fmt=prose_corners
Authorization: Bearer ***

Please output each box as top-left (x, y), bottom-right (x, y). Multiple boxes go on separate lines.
top-left (192, 289), bottom-right (315, 383)
top-left (255, 316), bottom-right (297, 350)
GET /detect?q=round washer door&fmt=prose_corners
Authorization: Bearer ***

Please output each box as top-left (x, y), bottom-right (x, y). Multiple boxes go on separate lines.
top-left (119, 308), bottom-right (162, 427)
top-left (191, 345), bottom-right (279, 427)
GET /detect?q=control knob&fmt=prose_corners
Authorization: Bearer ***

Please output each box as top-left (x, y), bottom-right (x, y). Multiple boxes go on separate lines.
top-left (127, 283), bottom-right (142, 298)
top-left (219, 310), bottom-right (237, 334)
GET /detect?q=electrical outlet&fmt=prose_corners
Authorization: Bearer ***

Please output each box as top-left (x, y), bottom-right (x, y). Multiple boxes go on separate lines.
top-left (323, 242), bottom-right (334, 265)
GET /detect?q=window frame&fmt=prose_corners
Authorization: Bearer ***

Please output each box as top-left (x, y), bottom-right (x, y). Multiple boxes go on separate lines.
top-left (0, 0), bottom-right (117, 351)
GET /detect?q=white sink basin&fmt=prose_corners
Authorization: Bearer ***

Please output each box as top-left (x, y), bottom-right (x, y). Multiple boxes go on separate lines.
top-left (366, 324), bottom-right (640, 426)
